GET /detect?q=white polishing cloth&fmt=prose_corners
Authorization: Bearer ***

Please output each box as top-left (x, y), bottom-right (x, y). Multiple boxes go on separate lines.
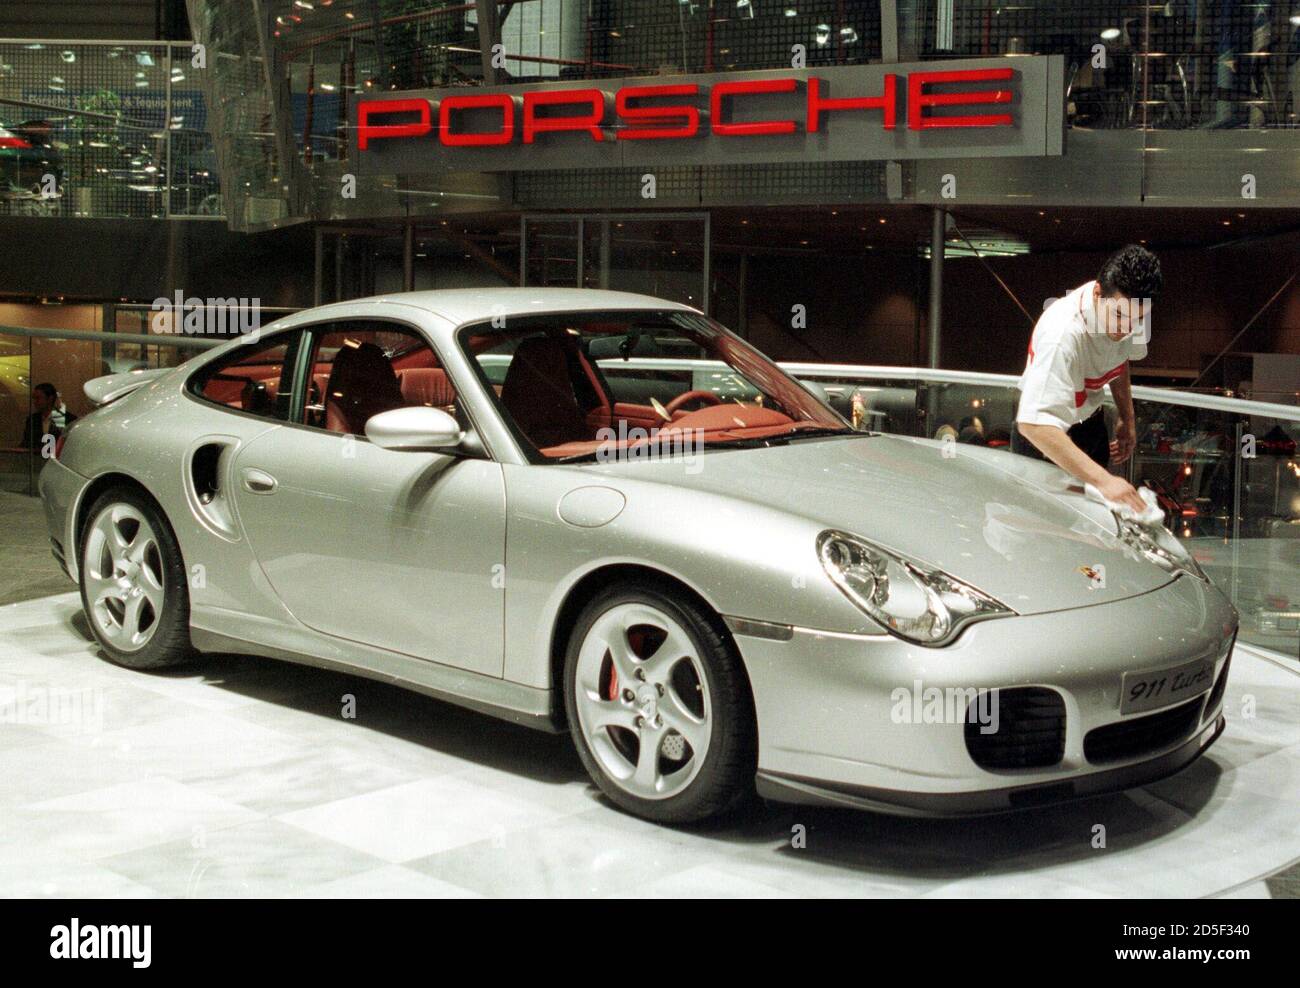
top-left (1085, 482), bottom-right (1165, 527)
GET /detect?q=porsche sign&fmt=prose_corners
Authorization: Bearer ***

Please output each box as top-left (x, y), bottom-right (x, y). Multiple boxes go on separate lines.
top-left (350, 56), bottom-right (1064, 174)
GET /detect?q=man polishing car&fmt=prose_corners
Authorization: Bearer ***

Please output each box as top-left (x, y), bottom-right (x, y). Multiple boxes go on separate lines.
top-left (1013, 244), bottom-right (1163, 514)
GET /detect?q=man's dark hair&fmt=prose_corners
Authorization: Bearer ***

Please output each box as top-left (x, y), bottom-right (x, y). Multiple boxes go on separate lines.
top-left (34, 382), bottom-right (58, 401)
top-left (1098, 244), bottom-right (1162, 300)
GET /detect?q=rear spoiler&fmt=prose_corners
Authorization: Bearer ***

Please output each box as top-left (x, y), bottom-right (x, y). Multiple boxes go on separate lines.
top-left (84, 368), bottom-right (170, 407)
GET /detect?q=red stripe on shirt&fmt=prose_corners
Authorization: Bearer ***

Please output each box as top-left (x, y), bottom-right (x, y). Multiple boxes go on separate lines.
top-left (1083, 362), bottom-right (1125, 390)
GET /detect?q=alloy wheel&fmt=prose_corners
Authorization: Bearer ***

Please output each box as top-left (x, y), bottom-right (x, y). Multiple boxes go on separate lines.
top-left (573, 602), bottom-right (712, 801)
top-left (83, 502), bottom-right (166, 653)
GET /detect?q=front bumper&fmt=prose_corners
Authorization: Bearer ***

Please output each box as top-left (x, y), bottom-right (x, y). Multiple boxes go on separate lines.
top-left (757, 714), bottom-right (1224, 816)
top-left (735, 573), bottom-right (1237, 816)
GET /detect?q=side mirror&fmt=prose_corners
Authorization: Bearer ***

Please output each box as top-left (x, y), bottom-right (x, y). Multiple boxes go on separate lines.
top-left (365, 406), bottom-right (463, 452)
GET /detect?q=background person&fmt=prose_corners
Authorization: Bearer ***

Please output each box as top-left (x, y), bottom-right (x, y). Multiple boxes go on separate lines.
top-left (21, 382), bottom-right (76, 453)
top-left (1012, 245), bottom-right (1163, 514)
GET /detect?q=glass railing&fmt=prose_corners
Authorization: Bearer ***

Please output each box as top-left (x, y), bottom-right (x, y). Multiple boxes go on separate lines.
top-left (0, 309), bottom-right (298, 496)
top-left (785, 362), bottom-right (1300, 658)
top-left (0, 326), bottom-right (219, 497)
top-left (2, 324), bottom-right (1295, 659)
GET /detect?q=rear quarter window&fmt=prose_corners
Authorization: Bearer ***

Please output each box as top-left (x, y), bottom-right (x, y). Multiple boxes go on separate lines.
top-left (188, 337), bottom-right (293, 420)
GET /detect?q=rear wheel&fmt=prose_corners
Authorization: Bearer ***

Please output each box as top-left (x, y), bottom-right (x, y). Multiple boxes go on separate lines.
top-left (79, 487), bottom-right (194, 670)
top-left (563, 582), bottom-right (756, 823)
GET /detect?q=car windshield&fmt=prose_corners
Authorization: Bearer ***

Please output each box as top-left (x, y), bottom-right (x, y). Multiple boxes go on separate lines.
top-left (459, 309), bottom-right (852, 463)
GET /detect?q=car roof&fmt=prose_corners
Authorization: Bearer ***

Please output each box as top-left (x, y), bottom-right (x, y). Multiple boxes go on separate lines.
top-left (314, 288), bottom-right (699, 329)
top-left (201, 289), bottom-right (702, 366)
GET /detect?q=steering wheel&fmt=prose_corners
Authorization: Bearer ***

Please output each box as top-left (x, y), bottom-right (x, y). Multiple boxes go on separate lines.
top-left (664, 390), bottom-right (723, 417)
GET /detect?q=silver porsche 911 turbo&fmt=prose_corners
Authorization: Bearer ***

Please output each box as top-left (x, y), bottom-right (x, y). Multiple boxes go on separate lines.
top-left (39, 289), bottom-right (1236, 823)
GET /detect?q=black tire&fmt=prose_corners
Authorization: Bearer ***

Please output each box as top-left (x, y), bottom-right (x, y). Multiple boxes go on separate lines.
top-left (563, 580), bottom-right (757, 824)
top-left (78, 486), bottom-right (195, 670)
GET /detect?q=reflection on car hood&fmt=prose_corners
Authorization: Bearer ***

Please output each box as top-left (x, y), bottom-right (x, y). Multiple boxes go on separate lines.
top-left (589, 433), bottom-right (1177, 616)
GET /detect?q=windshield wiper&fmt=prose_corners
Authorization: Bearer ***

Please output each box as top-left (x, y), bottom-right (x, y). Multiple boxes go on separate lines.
top-left (764, 427), bottom-right (863, 445)
top-left (694, 437), bottom-right (772, 451)
top-left (550, 450), bottom-right (603, 464)
top-left (551, 429), bottom-right (862, 463)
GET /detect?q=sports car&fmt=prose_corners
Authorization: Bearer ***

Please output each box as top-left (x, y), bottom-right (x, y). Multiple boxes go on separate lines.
top-left (39, 289), bottom-right (1237, 822)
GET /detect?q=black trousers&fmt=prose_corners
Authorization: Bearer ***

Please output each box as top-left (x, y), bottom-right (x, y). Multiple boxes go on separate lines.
top-left (1011, 407), bottom-right (1110, 468)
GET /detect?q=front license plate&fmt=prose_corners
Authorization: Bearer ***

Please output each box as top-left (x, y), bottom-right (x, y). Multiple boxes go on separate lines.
top-left (1121, 657), bottom-right (1215, 715)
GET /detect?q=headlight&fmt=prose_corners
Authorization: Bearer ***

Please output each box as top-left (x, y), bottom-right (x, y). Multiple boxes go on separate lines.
top-left (817, 530), bottom-right (1014, 646)
top-left (1116, 518), bottom-right (1209, 582)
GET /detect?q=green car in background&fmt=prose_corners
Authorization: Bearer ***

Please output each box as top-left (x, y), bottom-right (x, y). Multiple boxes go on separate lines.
top-left (0, 337), bottom-right (32, 448)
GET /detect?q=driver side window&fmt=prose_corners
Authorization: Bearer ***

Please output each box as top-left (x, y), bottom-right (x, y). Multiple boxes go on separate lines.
top-left (298, 321), bottom-right (459, 435)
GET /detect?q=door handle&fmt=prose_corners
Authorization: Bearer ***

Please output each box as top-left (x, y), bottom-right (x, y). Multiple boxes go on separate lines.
top-left (241, 467), bottom-right (278, 494)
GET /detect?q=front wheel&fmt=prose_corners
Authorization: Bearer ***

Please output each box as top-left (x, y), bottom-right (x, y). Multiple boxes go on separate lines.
top-left (563, 583), bottom-right (756, 823)
top-left (79, 487), bottom-right (194, 670)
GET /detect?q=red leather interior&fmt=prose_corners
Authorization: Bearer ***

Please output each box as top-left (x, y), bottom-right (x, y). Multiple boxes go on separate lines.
top-left (673, 403), bottom-right (792, 433)
top-left (612, 401), bottom-right (663, 432)
top-left (398, 367), bottom-right (456, 408)
top-left (536, 403), bottom-right (798, 459)
top-left (312, 372), bottom-right (330, 399)
top-left (499, 336), bottom-right (592, 448)
top-left (391, 347), bottom-right (437, 372)
top-left (201, 363), bottom-right (282, 409)
top-left (323, 341), bottom-right (405, 434)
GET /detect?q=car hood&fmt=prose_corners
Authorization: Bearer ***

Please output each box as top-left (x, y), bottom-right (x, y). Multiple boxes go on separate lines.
top-left (587, 433), bottom-right (1178, 616)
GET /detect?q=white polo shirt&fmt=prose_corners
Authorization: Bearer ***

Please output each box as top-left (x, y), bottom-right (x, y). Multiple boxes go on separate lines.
top-left (1016, 280), bottom-right (1146, 431)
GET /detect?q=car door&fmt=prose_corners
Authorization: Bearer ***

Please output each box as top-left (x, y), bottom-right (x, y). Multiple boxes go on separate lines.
top-left (229, 318), bottom-right (506, 677)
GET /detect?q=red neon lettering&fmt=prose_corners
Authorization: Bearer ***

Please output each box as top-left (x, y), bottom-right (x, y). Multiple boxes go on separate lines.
top-left (807, 75), bottom-right (897, 131)
top-left (522, 89), bottom-right (607, 143)
top-left (907, 68), bottom-right (1014, 130)
top-left (711, 78), bottom-right (798, 136)
top-left (357, 98), bottom-right (432, 150)
top-left (616, 84), bottom-right (701, 140)
top-left (439, 93), bottom-right (515, 146)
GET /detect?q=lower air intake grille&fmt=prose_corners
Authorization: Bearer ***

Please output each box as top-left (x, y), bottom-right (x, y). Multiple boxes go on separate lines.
top-left (965, 687), bottom-right (1066, 770)
top-left (1084, 697), bottom-right (1203, 765)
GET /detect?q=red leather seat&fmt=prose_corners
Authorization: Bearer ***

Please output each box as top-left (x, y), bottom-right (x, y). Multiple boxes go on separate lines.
top-left (499, 336), bottom-right (592, 449)
top-left (398, 367), bottom-right (456, 408)
top-left (323, 341), bottom-right (406, 434)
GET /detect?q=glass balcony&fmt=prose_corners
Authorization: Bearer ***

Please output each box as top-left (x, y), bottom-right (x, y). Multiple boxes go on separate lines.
top-left (0, 40), bottom-right (222, 219)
